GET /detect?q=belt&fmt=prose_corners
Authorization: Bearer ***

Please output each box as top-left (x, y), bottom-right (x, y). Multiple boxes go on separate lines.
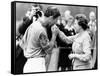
top-left (28, 55), bottom-right (45, 59)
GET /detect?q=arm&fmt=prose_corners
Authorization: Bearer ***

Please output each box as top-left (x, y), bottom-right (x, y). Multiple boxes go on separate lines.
top-left (58, 30), bottom-right (76, 44)
top-left (39, 31), bottom-right (57, 53)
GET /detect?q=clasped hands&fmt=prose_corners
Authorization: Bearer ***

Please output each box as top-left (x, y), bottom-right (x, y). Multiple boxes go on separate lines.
top-left (51, 24), bottom-right (60, 36)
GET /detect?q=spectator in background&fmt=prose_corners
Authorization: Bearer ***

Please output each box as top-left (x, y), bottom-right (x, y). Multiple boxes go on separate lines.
top-left (57, 13), bottom-right (75, 71)
top-left (64, 10), bottom-right (71, 20)
top-left (88, 11), bottom-right (96, 47)
top-left (88, 11), bottom-right (96, 33)
top-left (18, 4), bottom-right (43, 36)
top-left (88, 11), bottom-right (97, 69)
top-left (64, 15), bottom-right (74, 29)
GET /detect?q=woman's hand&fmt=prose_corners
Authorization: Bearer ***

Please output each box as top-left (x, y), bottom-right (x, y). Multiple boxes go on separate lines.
top-left (68, 53), bottom-right (76, 59)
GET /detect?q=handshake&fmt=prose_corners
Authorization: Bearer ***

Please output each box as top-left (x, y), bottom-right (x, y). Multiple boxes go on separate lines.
top-left (51, 25), bottom-right (60, 36)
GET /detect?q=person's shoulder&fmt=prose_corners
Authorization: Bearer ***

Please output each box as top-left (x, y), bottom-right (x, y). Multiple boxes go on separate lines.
top-left (85, 31), bottom-right (90, 36)
top-left (32, 21), bottom-right (40, 25)
top-left (31, 21), bottom-right (42, 28)
top-left (32, 21), bottom-right (45, 32)
top-left (83, 31), bottom-right (91, 41)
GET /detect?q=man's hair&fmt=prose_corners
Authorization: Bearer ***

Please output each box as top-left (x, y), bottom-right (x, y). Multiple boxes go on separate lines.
top-left (75, 14), bottom-right (89, 30)
top-left (44, 6), bottom-right (60, 19)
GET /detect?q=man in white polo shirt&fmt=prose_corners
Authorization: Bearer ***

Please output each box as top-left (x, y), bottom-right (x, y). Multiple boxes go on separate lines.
top-left (20, 6), bottom-right (60, 73)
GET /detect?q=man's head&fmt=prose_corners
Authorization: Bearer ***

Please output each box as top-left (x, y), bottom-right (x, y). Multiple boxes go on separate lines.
top-left (31, 4), bottom-right (43, 16)
top-left (44, 6), bottom-right (60, 26)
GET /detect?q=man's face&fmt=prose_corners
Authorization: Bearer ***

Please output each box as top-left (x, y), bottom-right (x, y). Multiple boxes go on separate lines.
top-left (31, 6), bottom-right (40, 15)
top-left (31, 6), bottom-right (37, 14)
top-left (48, 17), bottom-right (58, 27)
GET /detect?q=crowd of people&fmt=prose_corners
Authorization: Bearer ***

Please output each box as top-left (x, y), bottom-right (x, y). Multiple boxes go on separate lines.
top-left (16, 3), bottom-right (97, 74)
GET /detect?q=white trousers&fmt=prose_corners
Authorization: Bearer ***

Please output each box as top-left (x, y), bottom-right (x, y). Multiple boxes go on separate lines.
top-left (23, 57), bottom-right (46, 73)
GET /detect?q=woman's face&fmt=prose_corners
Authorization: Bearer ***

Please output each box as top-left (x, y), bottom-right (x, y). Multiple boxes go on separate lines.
top-left (61, 19), bottom-right (66, 27)
top-left (68, 17), bottom-right (74, 26)
top-left (73, 19), bottom-right (81, 33)
top-left (89, 14), bottom-right (95, 21)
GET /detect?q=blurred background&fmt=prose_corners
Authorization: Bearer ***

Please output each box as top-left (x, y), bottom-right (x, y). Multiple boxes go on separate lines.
top-left (16, 2), bottom-right (96, 21)
top-left (16, 2), bottom-right (97, 36)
